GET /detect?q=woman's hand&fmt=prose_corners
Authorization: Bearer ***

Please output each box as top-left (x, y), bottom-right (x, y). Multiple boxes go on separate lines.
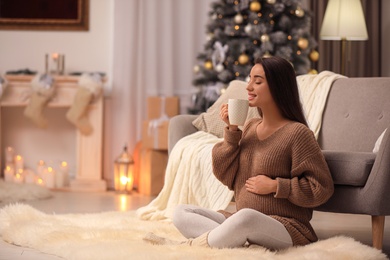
top-left (245, 175), bottom-right (277, 195)
top-left (220, 103), bottom-right (238, 131)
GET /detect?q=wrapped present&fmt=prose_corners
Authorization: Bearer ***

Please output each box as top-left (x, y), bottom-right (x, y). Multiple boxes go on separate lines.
top-left (138, 148), bottom-right (168, 196)
top-left (147, 96), bottom-right (179, 120)
top-left (142, 120), bottom-right (169, 150)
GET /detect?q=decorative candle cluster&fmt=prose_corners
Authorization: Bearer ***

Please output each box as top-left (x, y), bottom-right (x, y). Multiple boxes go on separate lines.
top-left (3, 146), bottom-right (70, 189)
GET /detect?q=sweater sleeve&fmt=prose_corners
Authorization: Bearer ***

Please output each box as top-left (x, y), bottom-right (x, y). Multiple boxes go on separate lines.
top-left (212, 126), bottom-right (242, 190)
top-left (275, 126), bottom-right (334, 208)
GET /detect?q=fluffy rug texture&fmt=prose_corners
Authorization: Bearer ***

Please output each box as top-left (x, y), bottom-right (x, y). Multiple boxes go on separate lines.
top-left (0, 180), bottom-right (52, 203)
top-left (0, 204), bottom-right (387, 260)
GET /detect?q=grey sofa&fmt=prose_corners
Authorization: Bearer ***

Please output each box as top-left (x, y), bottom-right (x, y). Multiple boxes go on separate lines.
top-left (168, 77), bottom-right (390, 250)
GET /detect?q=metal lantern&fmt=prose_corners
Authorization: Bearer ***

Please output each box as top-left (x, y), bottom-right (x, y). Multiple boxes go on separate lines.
top-left (114, 145), bottom-right (134, 193)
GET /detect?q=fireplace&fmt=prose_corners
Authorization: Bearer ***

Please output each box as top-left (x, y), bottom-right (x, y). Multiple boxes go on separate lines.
top-left (0, 75), bottom-right (106, 191)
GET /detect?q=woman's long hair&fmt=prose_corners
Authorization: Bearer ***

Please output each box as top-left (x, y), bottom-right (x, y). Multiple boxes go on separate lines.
top-left (255, 56), bottom-right (308, 127)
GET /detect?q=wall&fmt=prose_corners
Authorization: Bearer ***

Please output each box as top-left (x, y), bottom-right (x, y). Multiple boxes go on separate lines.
top-left (0, 0), bottom-right (113, 82)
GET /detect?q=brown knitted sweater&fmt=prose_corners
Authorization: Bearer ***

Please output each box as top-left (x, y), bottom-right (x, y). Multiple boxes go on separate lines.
top-left (212, 118), bottom-right (334, 246)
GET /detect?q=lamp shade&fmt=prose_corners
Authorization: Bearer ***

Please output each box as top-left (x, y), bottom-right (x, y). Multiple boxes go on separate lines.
top-left (320, 0), bottom-right (368, 41)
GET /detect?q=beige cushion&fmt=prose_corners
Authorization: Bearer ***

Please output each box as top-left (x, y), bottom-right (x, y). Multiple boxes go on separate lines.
top-left (192, 80), bottom-right (260, 138)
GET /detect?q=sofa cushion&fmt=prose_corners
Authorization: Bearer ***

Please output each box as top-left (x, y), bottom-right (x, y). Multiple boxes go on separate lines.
top-left (192, 80), bottom-right (260, 138)
top-left (322, 151), bottom-right (376, 187)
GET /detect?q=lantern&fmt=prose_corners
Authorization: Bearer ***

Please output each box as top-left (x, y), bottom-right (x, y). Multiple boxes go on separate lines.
top-left (114, 145), bottom-right (134, 193)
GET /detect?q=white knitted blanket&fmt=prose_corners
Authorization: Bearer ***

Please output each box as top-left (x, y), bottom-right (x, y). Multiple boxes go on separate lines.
top-left (297, 71), bottom-right (346, 139)
top-left (136, 131), bottom-right (233, 221)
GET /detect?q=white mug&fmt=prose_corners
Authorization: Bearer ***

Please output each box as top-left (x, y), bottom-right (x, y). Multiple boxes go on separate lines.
top-left (228, 99), bottom-right (249, 126)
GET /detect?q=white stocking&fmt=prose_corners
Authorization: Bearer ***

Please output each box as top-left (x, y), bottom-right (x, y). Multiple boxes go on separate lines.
top-left (23, 74), bottom-right (54, 128)
top-left (66, 87), bottom-right (93, 135)
top-left (66, 73), bottom-right (102, 135)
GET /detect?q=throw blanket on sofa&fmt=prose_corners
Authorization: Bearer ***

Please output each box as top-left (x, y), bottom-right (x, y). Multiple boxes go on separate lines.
top-left (137, 131), bottom-right (233, 221)
top-left (297, 71), bottom-right (346, 139)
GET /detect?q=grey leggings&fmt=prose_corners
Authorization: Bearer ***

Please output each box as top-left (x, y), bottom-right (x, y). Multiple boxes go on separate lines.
top-left (172, 204), bottom-right (293, 250)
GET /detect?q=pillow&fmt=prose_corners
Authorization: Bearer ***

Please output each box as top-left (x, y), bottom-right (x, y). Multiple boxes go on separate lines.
top-left (373, 128), bottom-right (387, 153)
top-left (192, 80), bottom-right (260, 138)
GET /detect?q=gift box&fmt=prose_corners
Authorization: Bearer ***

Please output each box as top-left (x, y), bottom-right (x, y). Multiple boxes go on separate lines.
top-left (142, 120), bottom-right (169, 150)
top-left (147, 96), bottom-right (180, 120)
top-left (138, 148), bottom-right (168, 196)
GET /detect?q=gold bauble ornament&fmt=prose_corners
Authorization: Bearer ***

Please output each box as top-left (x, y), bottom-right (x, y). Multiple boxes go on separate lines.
top-left (250, 1), bottom-right (261, 12)
top-left (260, 34), bottom-right (269, 43)
top-left (309, 50), bottom-right (320, 62)
top-left (238, 54), bottom-right (249, 65)
top-left (308, 69), bottom-right (318, 75)
top-left (297, 38), bottom-right (309, 49)
top-left (295, 6), bottom-right (305, 17)
top-left (204, 61), bottom-right (213, 70)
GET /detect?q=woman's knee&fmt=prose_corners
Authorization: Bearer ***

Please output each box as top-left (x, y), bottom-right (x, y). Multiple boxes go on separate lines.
top-left (172, 204), bottom-right (191, 228)
top-left (230, 208), bottom-right (262, 229)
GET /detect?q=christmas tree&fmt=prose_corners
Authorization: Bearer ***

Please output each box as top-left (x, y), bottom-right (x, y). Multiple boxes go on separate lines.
top-left (189, 0), bottom-right (319, 114)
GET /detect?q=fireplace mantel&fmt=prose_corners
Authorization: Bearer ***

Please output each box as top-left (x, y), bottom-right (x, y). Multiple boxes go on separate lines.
top-left (0, 75), bottom-right (106, 191)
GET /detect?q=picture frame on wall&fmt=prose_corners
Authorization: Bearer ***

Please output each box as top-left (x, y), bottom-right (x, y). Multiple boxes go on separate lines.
top-left (0, 0), bottom-right (89, 31)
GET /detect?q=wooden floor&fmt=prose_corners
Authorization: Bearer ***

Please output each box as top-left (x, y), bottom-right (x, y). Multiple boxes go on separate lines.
top-left (0, 190), bottom-right (389, 259)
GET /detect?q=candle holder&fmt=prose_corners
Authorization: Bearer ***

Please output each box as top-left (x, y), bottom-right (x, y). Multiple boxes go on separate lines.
top-left (49, 53), bottom-right (65, 75)
top-left (114, 145), bottom-right (134, 193)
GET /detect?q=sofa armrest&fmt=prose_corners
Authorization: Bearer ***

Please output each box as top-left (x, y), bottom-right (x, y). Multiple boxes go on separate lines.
top-left (317, 124), bottom-right (390, 215)
top-left (362, 124), bottom-right (390, 214)
top-left (168, 114), bottom-right (199, 155)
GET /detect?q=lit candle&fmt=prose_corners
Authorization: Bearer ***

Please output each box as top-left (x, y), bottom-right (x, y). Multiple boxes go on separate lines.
top-left (3, 165), bottom-right (14, 182)
top-left (44, 166), bottom-right (55, 188)
top-left (5, 146), bottom-right (15, 163)
top-left (36, 177), bottom-right (45, 186)
top-left (37, 160), bottom-right (46, 178)
top-left (58, 161), bottom-right (69, 187)
top-left (13, 169), bottom-right (24, 184)
top-left (14, 155), bottom-right (24, 172)
top-left (52, 52), bottom-right (59, 60)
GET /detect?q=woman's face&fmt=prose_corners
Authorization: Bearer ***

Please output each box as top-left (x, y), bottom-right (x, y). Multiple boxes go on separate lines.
top-left (246, 64), bottom-right (273, 108)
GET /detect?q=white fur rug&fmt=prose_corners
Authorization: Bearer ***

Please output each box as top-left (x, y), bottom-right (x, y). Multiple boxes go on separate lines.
top-left (0, 204), bottom-right (387, 260)
top-left (0, 180), bottom-right (52, 203)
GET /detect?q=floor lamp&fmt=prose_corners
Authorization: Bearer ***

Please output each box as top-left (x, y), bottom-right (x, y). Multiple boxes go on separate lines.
top-left (319, 0), bottom-right (368, 76)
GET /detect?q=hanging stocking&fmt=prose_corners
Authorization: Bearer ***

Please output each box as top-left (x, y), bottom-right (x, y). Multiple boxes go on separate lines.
top-left (66, 73), bottom-right (102, 135)
top-left (24, 74), bottom-right (55, 128)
